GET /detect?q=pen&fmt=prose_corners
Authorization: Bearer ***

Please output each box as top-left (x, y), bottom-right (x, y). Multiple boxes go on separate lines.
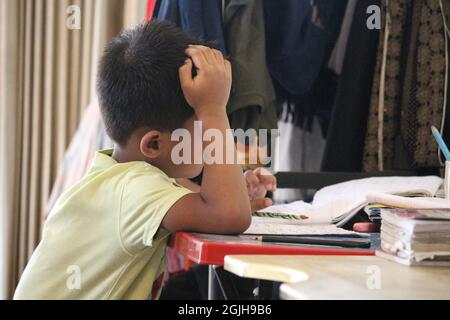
top-left (255, 235), bottom-right (371, 248)
top-left (431, 126), bottom-right (450, 161)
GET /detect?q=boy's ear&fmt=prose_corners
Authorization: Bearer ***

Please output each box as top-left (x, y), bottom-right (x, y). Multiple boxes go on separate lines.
top-left (140, 130), bottom-right (162, 159)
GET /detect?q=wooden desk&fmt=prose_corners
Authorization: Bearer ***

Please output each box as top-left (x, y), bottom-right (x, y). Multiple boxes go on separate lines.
top-left (170, 232), bottom-right (378, 299)
top-left (224, 255), bottom-right (450, 300)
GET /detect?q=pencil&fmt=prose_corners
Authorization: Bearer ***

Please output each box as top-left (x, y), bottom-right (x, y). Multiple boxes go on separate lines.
top-left (256, 235), bottom-right (371, 248)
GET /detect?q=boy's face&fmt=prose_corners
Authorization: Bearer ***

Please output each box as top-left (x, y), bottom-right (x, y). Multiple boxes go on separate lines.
top-left (171, 115), bottom-right (204, 179)
top-left (150, 115), bottom-right (203, 179)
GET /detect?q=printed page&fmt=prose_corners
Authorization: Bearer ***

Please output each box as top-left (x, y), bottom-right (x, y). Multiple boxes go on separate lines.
top-left (244, 217), bottom-right (366, 236)
top-left (262, 176), bottom-right (443, 225)
top-left (313, 176), bottom-right (443, 208)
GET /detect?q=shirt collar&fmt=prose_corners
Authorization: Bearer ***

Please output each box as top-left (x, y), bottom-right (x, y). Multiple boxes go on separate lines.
top-left (88, 149), bottom-right (174, 181)
top-left (89, 149), bottom-right (117, 173)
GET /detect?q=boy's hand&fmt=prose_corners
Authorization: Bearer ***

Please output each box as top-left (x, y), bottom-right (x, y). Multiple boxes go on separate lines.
top-left (245, 168), bottom-right (277, 212)
top-left (179, 45), bottom-right (232, 119)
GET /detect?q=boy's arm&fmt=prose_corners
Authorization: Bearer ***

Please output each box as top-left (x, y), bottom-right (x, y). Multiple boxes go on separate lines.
top-left (176, 168), bottom-right (277, 212)
top-left (162, 45), bottom-right (252, 234)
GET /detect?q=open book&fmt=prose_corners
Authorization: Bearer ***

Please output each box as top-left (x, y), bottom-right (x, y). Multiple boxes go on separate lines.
top-left (256, 176), bottom-right (443, 227)
top-left (366, 192), bottom-right (450, 210)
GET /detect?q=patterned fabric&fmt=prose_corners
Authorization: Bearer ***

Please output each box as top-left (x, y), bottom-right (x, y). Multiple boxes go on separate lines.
top-left (401, 0), bottom-right (449, 166)
top-left (363, 0), bottom-right (450, 172)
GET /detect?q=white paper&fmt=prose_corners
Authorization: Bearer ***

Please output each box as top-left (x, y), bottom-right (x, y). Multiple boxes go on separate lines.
top-left (367, 192), bottom-right (450, 209)
top-left (244, 217), bottom-right (366, 236)
top-left (259, 176), bottom-right (443, 226)
top-left (313, 176), bottom-right (443, 207)
top-left (259, 200), bottom-right (313, 215)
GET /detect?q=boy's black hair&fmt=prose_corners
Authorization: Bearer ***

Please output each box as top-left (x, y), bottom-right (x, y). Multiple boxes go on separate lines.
top-left (97, 20), bottom-right (202, 146)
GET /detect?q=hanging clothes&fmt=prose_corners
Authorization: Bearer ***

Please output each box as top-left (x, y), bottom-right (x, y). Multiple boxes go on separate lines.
top-left (156, 0), bottom-right (227, 54)
top-left (322, 0), bottom-right (381, 172)
top-left (224, 0), bottom-right (278, 133)
top-left (274, 107), bottom-right (326, 203)
top-left (265, 0), bottom-right (347, 138)
top-left (400, 0), bottom-right (450, 168)
top-left (263, 0), bottom-right (348, 97)
top-left (328, 0), bottom-right (358, 76)
top-left (278, 68), bottom-right (339, 137)
top-left (362, 0), bottom-right (450, 172)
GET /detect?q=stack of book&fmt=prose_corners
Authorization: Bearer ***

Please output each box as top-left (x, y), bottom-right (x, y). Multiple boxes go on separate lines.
top-left (376, 208), bottom-right (450, 266)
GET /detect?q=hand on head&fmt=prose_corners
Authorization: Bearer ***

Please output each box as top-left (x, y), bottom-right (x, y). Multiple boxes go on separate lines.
top-left (178, 45), bottom-right (232, 119)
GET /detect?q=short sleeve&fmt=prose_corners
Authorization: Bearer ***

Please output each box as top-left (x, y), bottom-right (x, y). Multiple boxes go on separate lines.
top-left (119, 165), bottom-right (193, 254)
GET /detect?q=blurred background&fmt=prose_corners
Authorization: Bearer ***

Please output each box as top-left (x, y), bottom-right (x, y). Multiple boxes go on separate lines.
top-left (0, 0), bottom-right (148, 299)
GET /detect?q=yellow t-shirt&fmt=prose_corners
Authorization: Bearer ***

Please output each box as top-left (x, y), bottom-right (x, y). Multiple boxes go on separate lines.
top-left (14, 150), bottom-right (192, 300)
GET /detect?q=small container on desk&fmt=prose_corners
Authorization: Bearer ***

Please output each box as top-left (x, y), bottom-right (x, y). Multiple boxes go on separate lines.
top-left (445, 161), bottom-right (450, 200)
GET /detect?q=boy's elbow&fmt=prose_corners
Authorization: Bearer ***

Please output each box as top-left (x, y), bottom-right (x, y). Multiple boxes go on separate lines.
top-left (235, 212), bottom-right (252, 233)
top-left (220, 204), bottom-right (252, 234)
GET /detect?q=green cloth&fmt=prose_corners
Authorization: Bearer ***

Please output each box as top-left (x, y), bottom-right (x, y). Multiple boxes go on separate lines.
top-left (225, 0), bottom-right (278, 133)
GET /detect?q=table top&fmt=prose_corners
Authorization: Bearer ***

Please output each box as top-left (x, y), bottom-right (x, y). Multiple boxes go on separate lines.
top-left (224, 255), bottom-right (450, 300)
top-left (170, 232), bottom-right (377, 266)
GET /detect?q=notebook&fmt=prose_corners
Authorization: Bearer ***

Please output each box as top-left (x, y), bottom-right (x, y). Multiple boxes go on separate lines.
top-left (256, 176), bottom-right (443, 227)
top-left (244, 217), bottom-right (367, 237)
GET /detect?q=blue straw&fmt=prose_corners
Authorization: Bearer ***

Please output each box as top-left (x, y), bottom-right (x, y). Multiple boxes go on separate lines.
top-left (431, 126), bottom-right (450, 161)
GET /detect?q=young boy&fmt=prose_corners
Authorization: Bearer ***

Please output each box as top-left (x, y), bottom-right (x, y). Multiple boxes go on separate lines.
top-left (14, 20), bottom-right (276, 300)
